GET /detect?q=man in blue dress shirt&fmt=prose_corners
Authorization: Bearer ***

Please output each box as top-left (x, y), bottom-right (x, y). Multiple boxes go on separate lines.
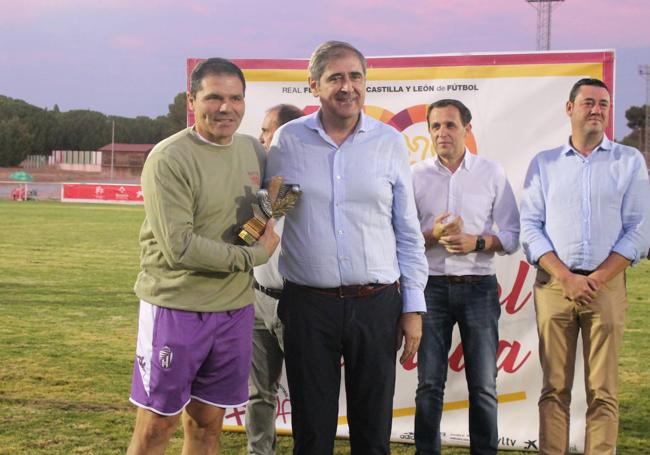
top-left (266, 41), bottom-right (428, 455)
top-left (520, 78), bottom-right (650, 454)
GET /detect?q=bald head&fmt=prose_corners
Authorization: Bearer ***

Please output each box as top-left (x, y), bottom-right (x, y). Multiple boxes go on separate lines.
top-left (259, 104), bottom-right (303, 151)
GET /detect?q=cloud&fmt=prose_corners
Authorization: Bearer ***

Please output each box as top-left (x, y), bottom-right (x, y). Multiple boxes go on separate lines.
top-left (1, 0), bottom-right (647, 128)
top-left (0, 0), bottom-right (174, 26)
top-left (186, 0), bottom-right (211, 14)
top-left (553, 0), bottom-right (650, 48)
top-left (110, 34), bottom-right (148, 51)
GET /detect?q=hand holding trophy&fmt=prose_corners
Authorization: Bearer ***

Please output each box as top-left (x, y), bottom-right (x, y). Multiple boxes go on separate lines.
top-left (238, 176), bottom-right (302, 246)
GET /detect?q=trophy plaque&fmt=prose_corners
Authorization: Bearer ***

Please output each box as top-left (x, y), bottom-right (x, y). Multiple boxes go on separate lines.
top-left (238, 176), bottom-right (301, 245)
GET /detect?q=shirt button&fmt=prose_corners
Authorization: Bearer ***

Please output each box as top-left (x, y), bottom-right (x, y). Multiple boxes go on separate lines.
top-left (338, 229), bottom-right (344, 235)
top-left (336, 175), bottom-right (341, 180)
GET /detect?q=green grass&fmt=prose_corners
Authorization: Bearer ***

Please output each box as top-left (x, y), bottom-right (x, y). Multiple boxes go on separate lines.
top-left (0, 200), bottom-right (648, 454)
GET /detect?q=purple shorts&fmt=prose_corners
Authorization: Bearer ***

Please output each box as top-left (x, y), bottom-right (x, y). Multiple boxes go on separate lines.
top-left (129, 300), bottom-right (254, 415)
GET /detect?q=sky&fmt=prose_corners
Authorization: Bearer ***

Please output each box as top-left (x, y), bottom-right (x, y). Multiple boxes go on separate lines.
top-left (0, 0), bottom-right (648, 138)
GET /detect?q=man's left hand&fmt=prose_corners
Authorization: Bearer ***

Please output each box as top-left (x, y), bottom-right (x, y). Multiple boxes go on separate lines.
top-left (396, 312), bottom-right (422, 365)
top-left (439, 233), bottom-right (477, 254)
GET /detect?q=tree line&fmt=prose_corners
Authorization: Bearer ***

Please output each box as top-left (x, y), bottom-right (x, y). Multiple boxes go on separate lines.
top-left (620, 105), bottom-right (648, 152)
top-left (0, 93), bottom-right (187, 166)
top-left (0, 92), bottom-right (647, 167)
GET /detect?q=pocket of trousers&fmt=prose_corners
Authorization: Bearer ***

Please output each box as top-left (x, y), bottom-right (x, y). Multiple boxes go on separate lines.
top-left (534, 269), bottom-right (554, 288)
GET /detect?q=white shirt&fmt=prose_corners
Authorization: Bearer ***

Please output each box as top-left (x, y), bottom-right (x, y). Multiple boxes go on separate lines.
top-left (412, 150), bottom-right (520, 276)
top-left (253, 217), bottom-right (284, 289)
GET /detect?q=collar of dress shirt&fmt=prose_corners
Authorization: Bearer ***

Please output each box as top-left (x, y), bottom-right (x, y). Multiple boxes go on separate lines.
top-left (562, 134), bottom-right (612, 156)
top-left (304, 110), bottom-right (373, 136)
top-left (433, 147), bottom-right (474, 173)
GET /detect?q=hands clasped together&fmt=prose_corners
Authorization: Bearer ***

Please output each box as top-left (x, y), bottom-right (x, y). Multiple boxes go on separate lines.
top-left (431, 212), bottom-right (477, 254)
top-left (558, 271), bottom-right (604, 306)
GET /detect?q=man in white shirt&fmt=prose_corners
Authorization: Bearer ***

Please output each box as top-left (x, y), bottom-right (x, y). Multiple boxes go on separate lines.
top-left (246, 104), bottom-right (303, 455)
top-left (412, 99), bottom-right (520, 454)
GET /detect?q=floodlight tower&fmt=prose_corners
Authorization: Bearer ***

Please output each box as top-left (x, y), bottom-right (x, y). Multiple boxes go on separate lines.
top-left (639, 64), bottom-right (650, 167)
top-left (526, 0), bottom-right (565, 50)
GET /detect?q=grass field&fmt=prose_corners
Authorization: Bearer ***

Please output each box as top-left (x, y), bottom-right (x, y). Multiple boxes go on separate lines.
top-left (0, 200), bottom-right (648, 454)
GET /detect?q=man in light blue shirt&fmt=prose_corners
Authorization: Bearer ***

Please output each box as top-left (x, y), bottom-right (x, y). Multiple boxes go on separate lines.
top-left (266, 40), bottom-right (428, 455)
top-left (520, 78), bottom-right (650, 454)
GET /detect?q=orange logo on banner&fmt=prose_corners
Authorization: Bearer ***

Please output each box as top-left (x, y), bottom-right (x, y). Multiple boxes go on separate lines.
top-left (304, 104), bottom-right (477, 164)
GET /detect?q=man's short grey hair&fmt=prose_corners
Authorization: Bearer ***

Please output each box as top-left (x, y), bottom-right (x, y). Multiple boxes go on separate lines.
top-left (308, 41), bottom-right (367, 85)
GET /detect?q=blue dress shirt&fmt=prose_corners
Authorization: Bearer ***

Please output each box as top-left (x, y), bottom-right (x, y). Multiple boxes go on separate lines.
top-left (520, 136), bottom-right (650, 269)
top-left (266, 111), bottom-right (428, 313)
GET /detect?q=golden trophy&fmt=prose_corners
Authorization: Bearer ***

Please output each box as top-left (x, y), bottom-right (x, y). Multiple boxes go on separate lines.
top-left (238, 176), bottom-right (301, 246)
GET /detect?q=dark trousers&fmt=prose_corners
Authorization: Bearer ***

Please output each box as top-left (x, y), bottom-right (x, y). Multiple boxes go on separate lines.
top-left (278, 282), bottom-right (403, 455)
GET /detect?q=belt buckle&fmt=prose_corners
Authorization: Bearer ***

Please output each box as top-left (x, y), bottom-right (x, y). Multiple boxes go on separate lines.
top-left (338, 285), bottom-right (361, 299)
top-left (267, 286), bottom-right (281, 299)
top-left (338, 285), bottom-right (352, 299)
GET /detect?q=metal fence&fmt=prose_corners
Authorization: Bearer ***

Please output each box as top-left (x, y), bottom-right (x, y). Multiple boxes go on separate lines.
top-left (20, 155), bottom-right (49, 169)
top-left (20, 151), bottom-right (103, 172)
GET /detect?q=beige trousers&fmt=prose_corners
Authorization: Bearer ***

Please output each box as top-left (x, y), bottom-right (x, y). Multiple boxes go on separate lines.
top-left (534, 269), bottom-right (627, 455)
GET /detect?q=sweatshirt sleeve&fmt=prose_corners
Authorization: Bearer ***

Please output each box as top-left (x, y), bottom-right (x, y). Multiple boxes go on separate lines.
top-left (141, 149), bottom-right (269, 273)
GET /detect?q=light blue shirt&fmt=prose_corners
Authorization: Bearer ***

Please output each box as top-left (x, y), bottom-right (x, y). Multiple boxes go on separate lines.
top-left (266, 111), bottom-right (427, 313)
top-left (520, 136), bottom-right (650, 269)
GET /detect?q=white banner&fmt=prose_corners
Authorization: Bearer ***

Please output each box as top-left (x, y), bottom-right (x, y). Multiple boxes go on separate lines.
top-left (188, 50), bottom-right (615, 453)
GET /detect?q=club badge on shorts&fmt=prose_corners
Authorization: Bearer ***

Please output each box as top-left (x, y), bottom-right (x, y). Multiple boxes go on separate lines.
top-left (159, 345), bottom-right (173, 369)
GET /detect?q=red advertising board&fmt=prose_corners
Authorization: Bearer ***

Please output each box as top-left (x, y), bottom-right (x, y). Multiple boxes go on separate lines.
top-left (61, 183), bottom-right (143, 205)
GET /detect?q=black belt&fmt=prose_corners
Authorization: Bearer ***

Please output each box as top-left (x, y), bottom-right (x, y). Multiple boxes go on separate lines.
top-left (428, 275), bottom-right (489, 284)
top-left (286, 280), bottom-right (397, 299)
top-left (571, 269), bottom-right (595, 276)
top-left (254, 282), bottom-right (283, 299)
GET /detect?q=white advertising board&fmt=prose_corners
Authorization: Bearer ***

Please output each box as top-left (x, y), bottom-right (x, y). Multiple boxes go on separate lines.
top-left (188, 50), bottom-right (614, 453)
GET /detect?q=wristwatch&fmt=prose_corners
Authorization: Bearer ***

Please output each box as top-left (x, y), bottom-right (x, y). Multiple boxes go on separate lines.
top-left (475, 235), bottom-right (485, 252)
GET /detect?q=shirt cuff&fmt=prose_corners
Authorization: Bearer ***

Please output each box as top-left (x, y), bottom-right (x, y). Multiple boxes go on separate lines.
top-left (612, 239), bottom-right (639, 265)
top-left (401, 287), bottom-right (426, 313)
top-left (524, 238), bottom-right (555, 265)
top-left (496, 231), bottom-right (519, 255)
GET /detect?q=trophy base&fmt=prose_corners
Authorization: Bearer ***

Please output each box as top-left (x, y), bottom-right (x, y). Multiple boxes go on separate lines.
top-left (238, 217), bottom-right (266, 246)
top-left (238, 230), bottom-right (257, 246)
